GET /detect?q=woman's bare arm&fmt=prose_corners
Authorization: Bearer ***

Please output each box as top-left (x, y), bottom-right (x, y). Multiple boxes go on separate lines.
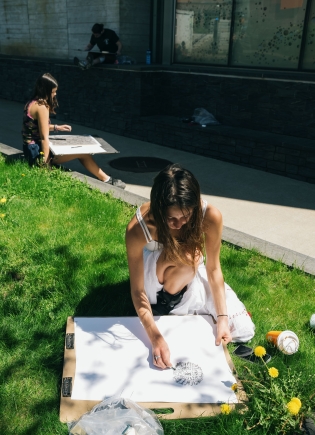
top-left (36, 104), bottom-right (51, 162)
top-left (49, 124), bottom-right (72, 132)
top-left (125, 210), bottom-right (172, 369)
top-left (203, 205), bottom-right (232, 345)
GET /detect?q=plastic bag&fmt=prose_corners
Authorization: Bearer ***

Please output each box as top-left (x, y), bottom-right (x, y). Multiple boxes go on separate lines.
top-left (68, 396), bottom-right (164, 435)
top-left (116, 55), bottom-right (137, 65)
top-left (192, 108), bottom-right (219, 126)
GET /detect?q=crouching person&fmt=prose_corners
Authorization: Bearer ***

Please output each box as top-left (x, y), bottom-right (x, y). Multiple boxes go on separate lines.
top-left (126, 163), bottom-right (255, 369)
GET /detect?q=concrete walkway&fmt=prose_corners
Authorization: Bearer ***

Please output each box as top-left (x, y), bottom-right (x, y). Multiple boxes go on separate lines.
top-left (1, 98), bottom-right (314, 274)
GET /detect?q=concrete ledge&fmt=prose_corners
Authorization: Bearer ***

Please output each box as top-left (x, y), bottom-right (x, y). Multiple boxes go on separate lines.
top-left (0, 142), bottom-right (23, 156)
top-left (1, 143), bottom-right (314, 275)
top-left (222, 227), bottom-right (315, 276)
top-left (71, 172), bottom-right (148, 207)
top-left (2, 54), bottom-right (315, 83)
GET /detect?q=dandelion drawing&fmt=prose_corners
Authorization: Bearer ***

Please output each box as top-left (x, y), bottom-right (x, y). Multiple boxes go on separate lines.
top-left (173, 362), bottom-right (203, 386)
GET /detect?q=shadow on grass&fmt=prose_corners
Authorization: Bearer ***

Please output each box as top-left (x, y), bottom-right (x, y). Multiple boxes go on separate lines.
top-left (1, 325), bottom-right (21, 350)
top-left (4, 400), bottom-right (61, 435)
top-left (0, 242), bottom-right (136, 435)
top-left (74, 280), bottom-right (137, 318)
top-left (0, 283), bottom-right (136, 435)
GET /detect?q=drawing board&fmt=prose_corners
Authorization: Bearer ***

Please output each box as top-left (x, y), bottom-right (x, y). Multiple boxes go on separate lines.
top-left (49, 135), bottom-right (119, 156)
top-left (60, 316), bottom-right (247, 422)
top-left (72, 315), bottom-right (237, 403)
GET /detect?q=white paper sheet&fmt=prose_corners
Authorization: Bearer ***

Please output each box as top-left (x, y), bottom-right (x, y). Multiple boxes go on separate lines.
top-left (71, 316), bottom-right (237, 404)
top-left (49, 135), bottom-right (107, 155)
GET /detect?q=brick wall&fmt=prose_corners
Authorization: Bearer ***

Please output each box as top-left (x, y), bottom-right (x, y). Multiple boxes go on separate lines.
top-left (143, 71), bottom-right (315, 139)
top-left (0, 0), bottom-right (150, 62)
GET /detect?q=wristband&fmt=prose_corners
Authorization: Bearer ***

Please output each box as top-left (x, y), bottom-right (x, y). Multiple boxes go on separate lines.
top-left (217, 314), bottom-right (228, 317)
top-left (54, 124), bottom-right (58, 132)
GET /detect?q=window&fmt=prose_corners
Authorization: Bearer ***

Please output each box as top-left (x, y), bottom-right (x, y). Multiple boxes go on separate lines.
top-left (174, 0), bottom-right (233, 65)
top-left (173, 0), bottom-right (312, 70)
top-left (301, 1), bottom-right (315, 70)
top-left (231, 0), bottom-right (306, 69)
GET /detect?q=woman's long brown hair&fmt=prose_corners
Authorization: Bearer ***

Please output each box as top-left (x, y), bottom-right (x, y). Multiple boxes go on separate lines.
top-left (149, 164), bottom-right (204, 266)
top-left (30, 73), bottom-right (58, 114)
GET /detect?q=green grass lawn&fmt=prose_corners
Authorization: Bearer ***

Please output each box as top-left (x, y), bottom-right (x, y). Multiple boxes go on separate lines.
top-left (0, 155), bottom-right (314, 435)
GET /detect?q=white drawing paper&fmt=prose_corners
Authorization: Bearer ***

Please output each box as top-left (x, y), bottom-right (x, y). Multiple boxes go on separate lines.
top-left (71, 316), bottom-right (237, 404)
top-left (49, 135), bottom-right (107, 155)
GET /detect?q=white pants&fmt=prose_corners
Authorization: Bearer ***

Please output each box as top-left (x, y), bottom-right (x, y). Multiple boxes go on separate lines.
top-left (143, 247), bottom-right (255, 343)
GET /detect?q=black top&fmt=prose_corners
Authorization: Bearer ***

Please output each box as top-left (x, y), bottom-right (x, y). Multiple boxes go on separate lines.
top-left (90, 29), bottom-right (119, 53)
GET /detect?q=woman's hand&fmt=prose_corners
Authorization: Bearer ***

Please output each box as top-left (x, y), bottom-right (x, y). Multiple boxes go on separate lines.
top-left (57, 124), bottom-right (72, 132)
top-left (215, 316), bottom-right (232, 346)
top-left (152, 336), bottom-right (172, 370)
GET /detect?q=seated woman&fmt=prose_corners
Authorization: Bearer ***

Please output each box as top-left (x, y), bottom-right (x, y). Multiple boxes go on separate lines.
top-left (126, 164), bottom-right (255, 369)
top-left (22, 72), bottom-right (125, 189)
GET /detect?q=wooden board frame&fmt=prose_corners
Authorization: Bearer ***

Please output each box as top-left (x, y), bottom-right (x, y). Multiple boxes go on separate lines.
top-left (60, 316), bottom-right (247, 422)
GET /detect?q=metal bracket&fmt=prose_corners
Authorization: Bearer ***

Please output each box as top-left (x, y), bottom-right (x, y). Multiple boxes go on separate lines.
top-left (65, 333), bottom-right (75, 349)
top-left (62, 377), bottom-right (72, 397)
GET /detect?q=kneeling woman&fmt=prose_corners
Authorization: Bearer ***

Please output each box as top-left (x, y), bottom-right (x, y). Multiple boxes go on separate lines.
top-left (126, 164), bottom-right (255, 369)
top-left (22, 73), bottom-right (125, 189)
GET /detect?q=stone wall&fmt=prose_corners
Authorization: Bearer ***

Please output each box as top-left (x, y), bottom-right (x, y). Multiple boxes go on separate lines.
top-left (0, 0), bottom-right (150, 62)
top-left (0, 56), bottom-right (314, 184)
top-left (142, 71), bottom-right (315, 139)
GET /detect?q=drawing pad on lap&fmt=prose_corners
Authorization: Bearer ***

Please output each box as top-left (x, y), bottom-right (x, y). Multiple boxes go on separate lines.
top-left (49, 135), bottom-right (118, 155)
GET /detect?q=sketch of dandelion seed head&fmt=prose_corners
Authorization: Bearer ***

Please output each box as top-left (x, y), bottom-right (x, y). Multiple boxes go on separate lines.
top-left (173, 362), bottom-right (203, 386)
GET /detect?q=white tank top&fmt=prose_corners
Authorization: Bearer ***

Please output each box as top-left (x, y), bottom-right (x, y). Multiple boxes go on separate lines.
top-left (136, 200), bottom-right (208, 251)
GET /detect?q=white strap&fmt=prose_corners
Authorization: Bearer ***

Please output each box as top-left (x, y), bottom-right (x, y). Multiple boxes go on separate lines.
top-left (136, 207), bottom-right (152, 243)
top-left (202, 199), bottom-right (208, 218)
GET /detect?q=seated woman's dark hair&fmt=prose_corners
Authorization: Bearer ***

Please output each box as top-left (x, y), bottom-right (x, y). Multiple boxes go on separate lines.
top-left (91, 23), bottom-right (104, 34)
top-left (150, 164), bottom-right (204, 266)
top-left (31, 73), bottom-right (58, 113)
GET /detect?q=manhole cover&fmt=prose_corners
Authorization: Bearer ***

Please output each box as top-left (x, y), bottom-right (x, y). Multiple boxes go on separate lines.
top-left (109, 157), bottom-right (173, 173)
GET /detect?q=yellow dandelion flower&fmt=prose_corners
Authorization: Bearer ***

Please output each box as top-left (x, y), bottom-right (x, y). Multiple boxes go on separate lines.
top-left (40, 151), bottom-right (44, 155)
top-left (0, 198), bottom-right (7, 204)
top-left (221, 404), bottom-right (231, 415)
top-left (268, 367), bottom-right (279, 378)
top-left (254, 346), bottom-right (266, 358)
top-left (287, 400), bottom-right (301, 415)
top-left (290, 397), bottom-right (302, 407)
top-left (231, 383), bottom-right (238, 391)
top-left (0, 213), bottom-right (5, 218)
top-left (21, 174), bottom-right (25, 176)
